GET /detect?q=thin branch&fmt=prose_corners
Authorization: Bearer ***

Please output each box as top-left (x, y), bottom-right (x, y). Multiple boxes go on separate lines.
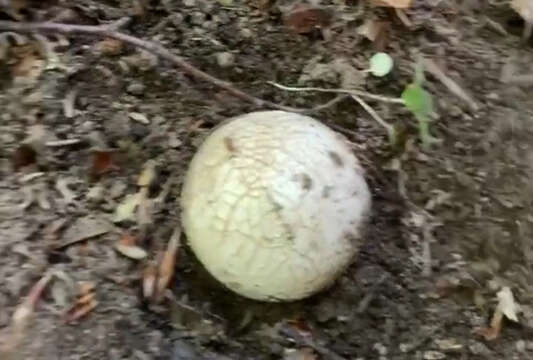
top-left (267, 81), bottom-right (405, 104)
top-left (421, 57), bottom-right (479, 112)
top-left (0, 19), bottom-right (336, 114)
top-left (350, 94), bottom-right (395, 138)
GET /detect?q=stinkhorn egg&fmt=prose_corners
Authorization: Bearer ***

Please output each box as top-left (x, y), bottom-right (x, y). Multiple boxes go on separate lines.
top-left (180, 110), bottom-right (371, 301)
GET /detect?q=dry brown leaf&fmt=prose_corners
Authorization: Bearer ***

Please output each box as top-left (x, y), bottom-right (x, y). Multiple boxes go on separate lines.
top-left (250, 0), bottom-right (272, 11)
top-left (282, 4), bottom-right (332, 34)
top-left (92, 38), bottom-right (124, 56)
top-left (114, 242), bottom-right (148, 260)
top-left (473, 287), bottom-right (520, 341)
top-left (473, 309), bottom-right (502, 341)
top-left (78, 281), bottom-right (95, 295)
top-left (357, 19), bottom-right (390, 49)
top-left (118, 232), bottom-right (136, 246)
top-left (11, 143), bottom-right (37, 171)
top-left (12, 273), bottom-right (54, 332)
top-left (64, 281), bottom-right (98, 323)
top-left (154, 227), bottom-right (181, 303)
top-left (91, 150), bottom-right (115, 176)
top-left (371, 0), bottom-right (412, 9)
top-left (142, 261), bottom-right (157, 300)
top-left (115, 231), bottom-right (147, 260)
top-left (131, 0), bottom-right (146, 18)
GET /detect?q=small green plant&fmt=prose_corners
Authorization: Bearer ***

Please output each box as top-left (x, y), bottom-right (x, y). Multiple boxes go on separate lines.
top-left (401, 62), bottom-right (440, 149)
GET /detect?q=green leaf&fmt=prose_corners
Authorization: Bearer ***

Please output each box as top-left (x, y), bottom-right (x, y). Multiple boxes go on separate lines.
top-left (369, 52), bottom-right (394, 77)
top-left (401, 83), bottom-right (440, 148)
top-left (401, 83), bottom-right (433, 118)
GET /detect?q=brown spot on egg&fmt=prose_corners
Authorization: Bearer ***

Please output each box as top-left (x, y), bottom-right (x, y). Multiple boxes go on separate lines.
top-left (328, 151), bottom-right (344, 167)
top-left (322, 186), bottom-right (332, 198)
top-left (224, 137), bottom-right (237, 152)
top-left (300, 173), bottom-right (313, 191)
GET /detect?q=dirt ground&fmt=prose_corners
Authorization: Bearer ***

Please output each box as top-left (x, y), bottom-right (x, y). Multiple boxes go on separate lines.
top-left (1, 0), bottom-right (533, 359)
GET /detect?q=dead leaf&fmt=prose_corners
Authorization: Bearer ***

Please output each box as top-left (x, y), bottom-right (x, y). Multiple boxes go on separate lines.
top-left (283, 347), bottom-right (317, 360)
top-left (113, 192), bottom-right (141, 223)
top-left (130, 0), bottom-right (146, 18)
top-left (118, 232), bottom-right (136, 246)
top-left (371, 0), bottom-right (412, 8)
top-left (114, 232), bottom-right (148, 260)
top-left (64, 282), bottom-right (98, 323)
top-left (57, 216), bottom-right (112, 249)
top-left (154, 227), bottom-right (181, 303)
top-left (91, 150), bottom-right (115, 176)
top-left (357, 19), bottom-right (389, 44)
top-left (497, 286), bottom-right (520, 322)
top-left (282, 4), bottom-right (332, 34)
top-left (143, 261), bottom-right (157, 300)
top-left (11, 144), bottom-right (37, 171)
top-left (128, 112), bottom-right (150, 124)
top-left (250, 0), bottom-right (272, 11)
top-left (286, 318), bottom-right (313, 336)
top-left (9, 42), bottom-right (45, 81)
top-left (474, 287), bottom-right (520, 341)
top-left (55, 178), bottom-right (77, 204)
top-left (92, 38), bottom-right (124, 56)
top-left (1, 272), bottom-right (54, 358)
top-left (137, 187), bottom-right (153, 230)
top-left (12, 272), bottom-right (54, 332)
top-left (137, 160), bottom-right (157, 187)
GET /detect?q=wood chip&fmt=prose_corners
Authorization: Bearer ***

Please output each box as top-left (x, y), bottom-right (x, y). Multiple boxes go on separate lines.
top-left (56, 216), bottom-right (112, 249)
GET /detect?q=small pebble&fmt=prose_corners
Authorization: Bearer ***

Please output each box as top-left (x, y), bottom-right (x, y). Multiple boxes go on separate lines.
top-left (516, 340), bottom-right (526, 353)
top-left (216, 52), bottom-right (235, 68)
top-left (190, 11), bottom-right (205, 26)
top-left (168, 133), bottom-right (182, 148)
top-left (373, 343), bottom-right (387, 356)
top-left (129, 112), bottom-right (150, 125)
top-left (182, 0), bottom-right (196, 7)
top-left (127, 82), bottom-right (145, 96)
top-left (172, 340), bottom-right (199, 360)
top-left (423, 351), bottom-right (445, 360)
top-left (240, 28), bottom-right (253, 38)
top-left (469, 341), bottom-right (491, 356)
top-left (86, 185), bottom-right (104, 202)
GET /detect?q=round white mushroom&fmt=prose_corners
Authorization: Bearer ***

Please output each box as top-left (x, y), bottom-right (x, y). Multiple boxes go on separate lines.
top-left (180, 110), bottom-right (371, 301)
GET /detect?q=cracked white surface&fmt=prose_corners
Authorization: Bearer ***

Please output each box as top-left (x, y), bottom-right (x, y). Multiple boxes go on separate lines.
top-left (180, 111), bottom-right (372, 301)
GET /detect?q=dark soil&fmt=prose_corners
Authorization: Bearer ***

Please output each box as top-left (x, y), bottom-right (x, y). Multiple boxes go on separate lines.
top-left (1, 0), bottom-right (533, 359)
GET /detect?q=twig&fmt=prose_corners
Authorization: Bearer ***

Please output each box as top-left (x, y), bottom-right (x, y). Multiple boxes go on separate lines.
top-left (0, 19), bottom-right (333, 114)
top-left (356, 273), bottom-right (387, 314)
top-left (421, 57), bottom-right (479, 112)
top-left (279, 324), bottom-right (347, 360)
top-left (394, 8), bottom-right (412, 29)
top-left (267, 81), bottom-right (405, 104)
top-left (46, 139), bottom-right (81, 147)
top-left (310, 94), bottom-right (348, 111)
top-left (350, 94), bottom-right (395, 142)
top-left (503, 74), bottom-right (533, 86)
